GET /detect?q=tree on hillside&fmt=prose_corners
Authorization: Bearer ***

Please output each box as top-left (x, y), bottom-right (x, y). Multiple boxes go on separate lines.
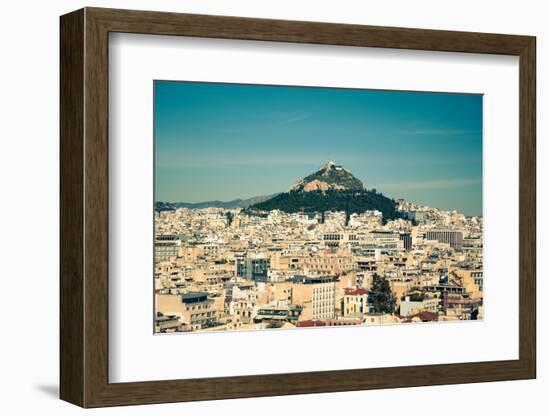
top-left (368, 274), bottom-right (397, 314)
top-left (249, 189), bottom-right (402, 222)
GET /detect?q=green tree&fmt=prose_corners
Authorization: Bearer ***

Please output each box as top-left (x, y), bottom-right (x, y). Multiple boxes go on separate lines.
top-left (225, 211), bottom-right (234, 226)
top-left (368, 274), bottom-right (397, 314)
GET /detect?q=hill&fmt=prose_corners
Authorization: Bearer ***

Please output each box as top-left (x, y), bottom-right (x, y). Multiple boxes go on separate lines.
top-left (289, 160), bottom-right (364, 192)
top-left (248, 161), bottom-right (401, 221)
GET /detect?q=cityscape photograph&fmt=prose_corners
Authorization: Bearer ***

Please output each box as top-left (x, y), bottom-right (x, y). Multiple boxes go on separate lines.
top-left (154, 81), bottom-right (483, 334)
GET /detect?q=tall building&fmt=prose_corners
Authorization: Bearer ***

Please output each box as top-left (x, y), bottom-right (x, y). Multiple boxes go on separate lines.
top-left (367, 230), bottom-right (403, 249)
top-left (399, 232), bottom-right (412, 250)
top-left (425, 230), bottom-right (464, 249)
top-left (290, 275), bottom-right (336, 320)
top-left (236, 257), bottom-right (270, 281)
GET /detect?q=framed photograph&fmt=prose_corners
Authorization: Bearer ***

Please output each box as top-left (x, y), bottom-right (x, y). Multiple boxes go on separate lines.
top-left (60, 7), bottom-right (536, 408)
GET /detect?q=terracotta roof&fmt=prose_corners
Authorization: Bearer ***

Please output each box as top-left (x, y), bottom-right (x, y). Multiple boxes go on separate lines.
top-left (296, 320), bottom-right (327, 327)
top-left (411, 311), bottom-right (439, 322)
top-left (344, 288), bottom-right (368, 296)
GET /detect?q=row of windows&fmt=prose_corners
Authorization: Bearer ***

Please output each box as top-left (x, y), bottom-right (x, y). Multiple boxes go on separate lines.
top-left (186, 304), bottom-right (210, 311)
top-left (344, 297), bottom-right (365, 303)
top-left (313, 286), bottom-right (334, 294)
top-left (190, 311), bottom-right (215, 319)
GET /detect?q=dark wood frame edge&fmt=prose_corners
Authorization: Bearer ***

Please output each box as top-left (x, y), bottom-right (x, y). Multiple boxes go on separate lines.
top-left (60, 7), bottom-right (536, 408)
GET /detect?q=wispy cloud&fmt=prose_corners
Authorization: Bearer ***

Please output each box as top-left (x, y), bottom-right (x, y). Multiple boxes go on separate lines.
top-left (275, 111), bottom-right (312, 125)
top-left (373, 178), bottom-right (481, 191)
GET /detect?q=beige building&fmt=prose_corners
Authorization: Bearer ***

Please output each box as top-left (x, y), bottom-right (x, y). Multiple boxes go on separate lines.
top-left (290, 276), bottom-right (336, 321)
top-left (450, 268), bottom-right (483, 299)
top-left (399, 295), bottom-right (439, 317)
top-left (341, 287), bottom-right (368, 317)
top-left (389, 278), bottom-right (414, 306)
top-left (276, 251), bottom-right (355, 276)
top-left (154, 312), bottom-right (181, 333)
top-left (229, 285), bottom-right (258, 324)
top-left (177, 246), bottom-right (204, 263)
top-left (156, 292), bottom-right (217, 331)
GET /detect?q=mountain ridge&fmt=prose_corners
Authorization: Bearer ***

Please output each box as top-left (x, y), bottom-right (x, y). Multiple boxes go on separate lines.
top-left (155, 193), bottom-right (279, 211)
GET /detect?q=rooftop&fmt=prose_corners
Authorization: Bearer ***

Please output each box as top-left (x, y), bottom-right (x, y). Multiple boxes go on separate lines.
top-left (344, 288), bottom-right (368, 296)
top-left (180, 292), bottom-right (209, 304)
top-left (289, 275), bottom-right (336, 284)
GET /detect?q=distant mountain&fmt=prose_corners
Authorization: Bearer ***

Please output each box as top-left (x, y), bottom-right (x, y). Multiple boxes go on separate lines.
top-left (290, 160), bottom-right (364, 192)
top-left (249, 161), bottom-right (401, 222)
top-left (155, 194), bottom-right (279, 211)
top-left (155, 201), bottom-right (178, 212)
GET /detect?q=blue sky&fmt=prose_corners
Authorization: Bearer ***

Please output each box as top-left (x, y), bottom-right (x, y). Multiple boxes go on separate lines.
top-left (154, 81), bottom-right (482, 216)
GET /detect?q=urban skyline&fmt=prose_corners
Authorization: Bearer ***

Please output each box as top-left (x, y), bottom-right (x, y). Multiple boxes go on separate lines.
top-left (155, 81), bottom-right (483, 216)
top-left (154, 81), bottom-right (483, 334)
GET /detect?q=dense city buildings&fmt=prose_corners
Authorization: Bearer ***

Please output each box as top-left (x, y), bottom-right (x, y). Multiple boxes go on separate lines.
top-left (154, 196), bottom-right (483, 333)
top-left (152, 81), bottom-right (483, 336)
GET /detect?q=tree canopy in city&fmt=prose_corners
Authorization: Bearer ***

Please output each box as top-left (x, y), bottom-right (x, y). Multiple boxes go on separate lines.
top-left (368, 274), bottom-right (397, 314)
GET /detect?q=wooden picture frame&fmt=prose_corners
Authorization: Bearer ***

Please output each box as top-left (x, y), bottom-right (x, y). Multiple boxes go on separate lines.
top-left (60, 7), bottom-right (536, 408)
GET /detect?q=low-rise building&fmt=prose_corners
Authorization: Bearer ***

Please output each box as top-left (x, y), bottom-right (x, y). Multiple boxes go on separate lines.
top-left (400, 295), bottom-right (439, 316)
top-left (341, 287), bottom-right (368, 317)
top-left (156, 291), bottom-right (217, 331)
